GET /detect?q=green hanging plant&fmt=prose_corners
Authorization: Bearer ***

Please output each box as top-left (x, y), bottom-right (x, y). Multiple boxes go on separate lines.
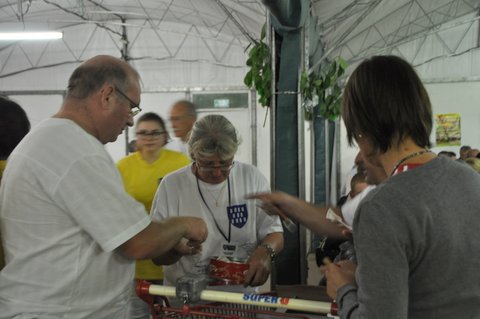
top-left (244, 24), bottom-right (272, 107)
top-left (300, 57), bottom-right (347, 121)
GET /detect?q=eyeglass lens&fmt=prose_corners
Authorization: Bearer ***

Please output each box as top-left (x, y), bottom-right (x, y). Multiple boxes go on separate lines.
top-left (115, 87), bottom-right (142, 116)
top-left (196, 161), bottom-right (234, 172)
top-left (136, 130), bottom-right (166, 137)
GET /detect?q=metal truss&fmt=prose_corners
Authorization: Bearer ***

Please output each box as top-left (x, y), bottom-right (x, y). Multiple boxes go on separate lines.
top-left (312, 0), bottom-right (480, 70)
top-left (0, 0), bottom-right (266, 79)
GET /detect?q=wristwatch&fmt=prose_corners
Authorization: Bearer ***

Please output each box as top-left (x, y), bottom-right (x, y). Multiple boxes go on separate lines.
top-left (259, 243), bottom-right (276, 262)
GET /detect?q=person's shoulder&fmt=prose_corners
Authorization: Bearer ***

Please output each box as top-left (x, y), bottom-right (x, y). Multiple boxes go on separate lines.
top-left (116, 152), bottom-right (139, 167)
top-left (162, 164), bottom-right (191, 182)
top-left (233, 161), bottom-right (259, 174)
top-left (19, 118), bottom-right (102, 156)
top-left (232, 162), bottom-right (268, 181)
top-left (163, 148), bottom-right (190, 162)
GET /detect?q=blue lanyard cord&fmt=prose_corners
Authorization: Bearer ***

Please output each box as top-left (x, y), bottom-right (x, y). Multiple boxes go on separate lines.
top-left (195, 173), bottom-right (232, 242)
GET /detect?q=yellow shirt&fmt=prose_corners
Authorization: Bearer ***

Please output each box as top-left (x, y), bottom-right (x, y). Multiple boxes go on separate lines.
top-left (117, 150), bottom-right (190, 280)
top-left (0, 160), bottom-right (6, 182)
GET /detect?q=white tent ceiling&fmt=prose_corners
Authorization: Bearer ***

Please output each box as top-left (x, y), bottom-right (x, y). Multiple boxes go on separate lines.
top-left (0, 0), bottom-right (266, 92)
top-left (1, 0), bottom-right (480, 93)
top-left (312, 0), bottom-right (480, 81)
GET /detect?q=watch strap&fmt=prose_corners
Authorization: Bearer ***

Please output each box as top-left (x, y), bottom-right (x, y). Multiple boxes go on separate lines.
top-left (259, 243), bottom-right (276, 262)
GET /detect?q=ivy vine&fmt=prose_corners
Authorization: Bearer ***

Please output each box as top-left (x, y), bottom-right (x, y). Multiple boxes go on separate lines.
top-left (244, 24), bottom-right (272, 107)
top-left (300, 57), bottom-right (347, 121)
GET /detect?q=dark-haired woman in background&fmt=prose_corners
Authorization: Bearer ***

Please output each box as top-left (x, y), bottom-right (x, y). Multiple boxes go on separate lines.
top-left (0, 96), bottom-right (31, 271)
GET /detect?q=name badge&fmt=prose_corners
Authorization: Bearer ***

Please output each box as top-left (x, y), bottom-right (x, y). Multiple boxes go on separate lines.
top-left (221, 242), bottom-right (238, 258)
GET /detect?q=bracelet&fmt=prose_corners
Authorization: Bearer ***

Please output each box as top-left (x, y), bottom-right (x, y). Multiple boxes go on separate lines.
top-left (259, 243), bottom-right (276, 262)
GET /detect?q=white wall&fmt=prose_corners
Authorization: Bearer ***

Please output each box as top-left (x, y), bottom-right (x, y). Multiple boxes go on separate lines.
top-left (426, 81), bottom-right (480, 155)
top-left (7, 91), bottom-right (272, 183)
top-left (8, 95), bottom-right (62, 128)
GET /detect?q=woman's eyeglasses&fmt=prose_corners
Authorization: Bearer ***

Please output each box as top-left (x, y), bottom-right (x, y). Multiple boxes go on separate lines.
top-left (136, 130), bottom-right (166, 138)
top-left (195, 161), bottom-right (235, 173)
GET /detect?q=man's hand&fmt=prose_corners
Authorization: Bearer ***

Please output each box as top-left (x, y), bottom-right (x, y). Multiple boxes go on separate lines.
top-left (183, 217), bottom-right (208, 244)
top-left (174, 238), bottom-right (203, 256)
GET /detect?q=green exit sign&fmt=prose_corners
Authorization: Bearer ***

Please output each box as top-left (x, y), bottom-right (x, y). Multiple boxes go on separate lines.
top-left (214, 99), bottom-right (230, 108)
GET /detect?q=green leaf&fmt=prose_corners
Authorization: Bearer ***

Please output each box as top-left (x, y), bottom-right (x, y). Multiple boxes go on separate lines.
top-left (257, 86), bottom-right (264, 97)
top-left (249, 45), bottom-right (259, 58)
top-left (300, 72), bottom-right (308, 90)
top-left (244, 71), bottom-right (253, 87)
top-left (264, 68), bottom-right (272, 83)
top-left (260, 23), bottom-right (267, 40)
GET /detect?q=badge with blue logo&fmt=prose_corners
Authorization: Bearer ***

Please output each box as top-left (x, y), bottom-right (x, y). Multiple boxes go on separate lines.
top-left (227, 204), bottom-right (248, 228)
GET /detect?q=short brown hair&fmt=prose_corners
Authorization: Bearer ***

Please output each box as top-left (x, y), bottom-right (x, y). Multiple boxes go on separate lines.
top-left (342, 55), bottom-right (432, 153)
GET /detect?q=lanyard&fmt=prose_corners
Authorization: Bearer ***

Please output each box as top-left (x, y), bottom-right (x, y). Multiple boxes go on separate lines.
top-left (392, 163), bottom-right (424, 176)
top-left (390, 149), bottom-right (431, 176)
top-left (196, 174), bottom-right (232, 242)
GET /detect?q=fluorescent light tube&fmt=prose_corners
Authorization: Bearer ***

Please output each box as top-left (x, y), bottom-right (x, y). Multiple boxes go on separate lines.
top-left (0, 32), bottom-right (63, 40)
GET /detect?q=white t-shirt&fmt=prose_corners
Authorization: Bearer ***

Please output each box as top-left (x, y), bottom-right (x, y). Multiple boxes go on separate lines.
top-left (151, 162), bottom-right (283, 286)
top-left (341, 184), bottom-right (376, 226)
top-left (0, 118), bottom-right (151, 319)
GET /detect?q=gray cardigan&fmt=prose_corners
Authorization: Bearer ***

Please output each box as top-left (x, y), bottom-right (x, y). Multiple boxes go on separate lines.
top-left (337, 156), bottom-right (480, 318)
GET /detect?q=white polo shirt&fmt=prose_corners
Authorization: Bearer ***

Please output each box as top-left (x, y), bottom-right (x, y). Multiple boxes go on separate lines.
top-left (0, 118), bottom-right (150, 319)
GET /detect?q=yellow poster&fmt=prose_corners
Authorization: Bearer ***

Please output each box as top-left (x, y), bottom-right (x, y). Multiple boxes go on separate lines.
top-left (435, 113), bottom-right (461, 146)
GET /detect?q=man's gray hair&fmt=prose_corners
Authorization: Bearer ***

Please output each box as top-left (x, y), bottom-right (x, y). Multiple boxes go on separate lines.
top-left (66, 57), bottom-right (140, 100)
top-left (188, 114), bottom-right (241, 160)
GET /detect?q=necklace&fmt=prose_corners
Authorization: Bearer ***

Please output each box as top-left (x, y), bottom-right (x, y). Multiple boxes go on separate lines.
top-left (391, 149), bottom-right (432, 176)
top-left (205, 181), bottom-right (228, 207)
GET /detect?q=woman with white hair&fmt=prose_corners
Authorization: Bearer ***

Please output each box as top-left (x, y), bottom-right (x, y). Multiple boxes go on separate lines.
top-left (151, 114), bottom-right (283, 290)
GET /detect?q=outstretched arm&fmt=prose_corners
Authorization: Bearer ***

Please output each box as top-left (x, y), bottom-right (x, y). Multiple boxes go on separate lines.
top-left (248, 191), bottom-right (346, 238)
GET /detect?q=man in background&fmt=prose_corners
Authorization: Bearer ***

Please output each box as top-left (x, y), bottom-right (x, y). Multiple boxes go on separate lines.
top-left (165, 100), bottom-right (197, 154)
top-left (0, 55), bottom-right (207, 318)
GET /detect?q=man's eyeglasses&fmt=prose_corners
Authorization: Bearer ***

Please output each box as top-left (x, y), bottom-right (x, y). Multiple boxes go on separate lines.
top-left (115, 87), bottom-right (142, 117)
top-left (195, 161), bottom-right (235, 173)
top-left (136, 130), bottom-right (166, 138)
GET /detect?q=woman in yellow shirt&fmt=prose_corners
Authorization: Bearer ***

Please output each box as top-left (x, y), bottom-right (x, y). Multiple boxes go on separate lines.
top-left (117, 112), bottom-right (190, 319)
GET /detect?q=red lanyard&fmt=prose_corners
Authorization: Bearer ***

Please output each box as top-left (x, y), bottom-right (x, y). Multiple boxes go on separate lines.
top-left (392, 163), bottom-right (424, 176)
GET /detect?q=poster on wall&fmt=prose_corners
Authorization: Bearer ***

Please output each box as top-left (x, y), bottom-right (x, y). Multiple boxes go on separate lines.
top-left (435, 113), bottom-right (461, 147)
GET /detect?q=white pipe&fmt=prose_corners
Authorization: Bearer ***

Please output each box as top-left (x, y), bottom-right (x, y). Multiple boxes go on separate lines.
top-left (145, 284), bottom-right (335, 315)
